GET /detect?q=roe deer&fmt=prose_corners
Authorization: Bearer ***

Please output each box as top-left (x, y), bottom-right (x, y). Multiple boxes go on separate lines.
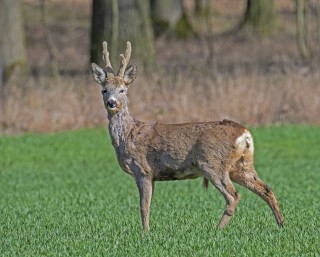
top-left (91, 41), bottom-right (285, 231)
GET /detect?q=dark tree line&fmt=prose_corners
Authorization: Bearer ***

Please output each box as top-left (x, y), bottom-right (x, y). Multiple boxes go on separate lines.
top-left (0, 0), bottom-right (315, 88)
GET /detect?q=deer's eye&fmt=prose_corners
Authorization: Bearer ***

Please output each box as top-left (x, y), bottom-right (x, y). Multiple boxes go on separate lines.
top-left (101, 88), bottom-right (107, 95)
top-left (120, 89), bottom-right (125, 93)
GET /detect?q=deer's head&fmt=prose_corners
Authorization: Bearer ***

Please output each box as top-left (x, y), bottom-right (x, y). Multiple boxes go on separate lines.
top-left (91, 42), bottom-right (137, 116)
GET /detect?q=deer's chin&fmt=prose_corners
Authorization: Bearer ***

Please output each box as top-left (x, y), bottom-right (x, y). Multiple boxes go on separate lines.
top-left (107, 107), bottom-right (118, 115)
top-left (106, 104), bottom-right (122, 115)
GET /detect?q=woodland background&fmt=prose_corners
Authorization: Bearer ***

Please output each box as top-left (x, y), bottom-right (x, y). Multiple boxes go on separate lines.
top-left (0, 0), bottom-right (319, 134)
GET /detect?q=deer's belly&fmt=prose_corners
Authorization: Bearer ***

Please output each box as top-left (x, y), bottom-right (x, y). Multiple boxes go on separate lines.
top-left (155, 166), bottom-right (202, 181)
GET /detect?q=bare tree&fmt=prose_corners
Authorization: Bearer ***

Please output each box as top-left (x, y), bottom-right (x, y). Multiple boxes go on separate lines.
top-left (296, 0), bottom-right (311, 60)
top-left (151, 0), bottom-right (194, 37)
top-left (317, 0), bottom-right (320, 53)
top-left (39, 0), bottom-right (60, 77)
top-left (240, 0), bottom-right (279, 35)
top-left (194, 0), bottom-right (210, 16)
top-left (90, 0), bottom-right (156, 71)
top-left (0, 0), bottom-right (27, 91)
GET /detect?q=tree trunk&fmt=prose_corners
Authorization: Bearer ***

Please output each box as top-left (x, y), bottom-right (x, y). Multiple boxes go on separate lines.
top-left (90, 0), bottom-right (156, 71)
top-left (295, 0), bottom-right (310, 60)
top-left (0, 0), bottom-right (27, 87)
top-left (90, 0), bottom-right (108, 66)
top-left (40, 0), bottom-right (60, 77)
top-left (241, 0), bottom-right (278, 35)
top-left (195, 0), bottom-right (210, 16)
top-left (152, 0), bottom-right (182, 28)
top-left (151, 0), bottom-right (194, 38)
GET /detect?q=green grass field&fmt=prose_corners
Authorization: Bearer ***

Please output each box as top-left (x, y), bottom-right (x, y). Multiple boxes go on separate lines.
top-left (0, 126), bottom-right (319, 256)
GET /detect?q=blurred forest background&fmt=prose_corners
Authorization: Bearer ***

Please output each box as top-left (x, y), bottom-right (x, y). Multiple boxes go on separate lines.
top-left (0, 0), bottom-right (319, 134)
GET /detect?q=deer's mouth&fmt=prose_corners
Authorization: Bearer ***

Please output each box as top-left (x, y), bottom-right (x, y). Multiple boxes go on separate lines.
top-left (105, 98), bottom-right (122, 114)
top-left (107, 102), bottom-right (117, 109)
top-left (106, 99), bottom-right (117, 110)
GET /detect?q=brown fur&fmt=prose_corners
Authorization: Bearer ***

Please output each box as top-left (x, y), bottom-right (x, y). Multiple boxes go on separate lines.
top-left (91, 41), bottom-right (285, 231)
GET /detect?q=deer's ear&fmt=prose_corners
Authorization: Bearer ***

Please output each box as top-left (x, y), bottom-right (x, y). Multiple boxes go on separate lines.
top-left (91, 63), bottom-right (106, 85)
top-left (123, 64), bottom-right (137, 86)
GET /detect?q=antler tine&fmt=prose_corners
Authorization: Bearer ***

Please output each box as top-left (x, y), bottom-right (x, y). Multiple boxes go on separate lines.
top-left (117, 41), bottom-right (132, 78)
top-left (102, 41), bottom-right (115, 76)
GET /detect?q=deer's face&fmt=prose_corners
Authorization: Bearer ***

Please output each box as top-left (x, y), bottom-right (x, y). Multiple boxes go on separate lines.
top-left (101, 79), bottom-right (128, 115)
top-left (91, 64), bottom-right (137, 116)
top-left (91, 41), bottom-right (137, 116)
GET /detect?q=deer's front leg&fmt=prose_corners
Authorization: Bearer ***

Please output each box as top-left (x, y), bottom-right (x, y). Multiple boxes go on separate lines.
top-left (136, 176), bottom-right (154, 231)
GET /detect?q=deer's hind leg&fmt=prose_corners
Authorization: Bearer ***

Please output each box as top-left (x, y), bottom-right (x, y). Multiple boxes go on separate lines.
top-left (200, 164), bottom-right (241, 229)
top-left (230, 167), bottom-right (284, 227)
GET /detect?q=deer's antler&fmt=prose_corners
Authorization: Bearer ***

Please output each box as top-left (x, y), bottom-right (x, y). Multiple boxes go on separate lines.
top-left (102, 41), bottom-right (115, 77)
top-left (117, 41), bottom-right (132, 78)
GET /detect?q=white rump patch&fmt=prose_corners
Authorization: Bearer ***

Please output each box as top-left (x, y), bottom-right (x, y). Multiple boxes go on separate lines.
top-left (235, 130), bottom-right (254, 154)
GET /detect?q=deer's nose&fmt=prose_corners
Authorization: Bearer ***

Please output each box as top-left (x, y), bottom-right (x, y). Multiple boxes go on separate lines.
top-left (107, 99), bottom-right (117, 109)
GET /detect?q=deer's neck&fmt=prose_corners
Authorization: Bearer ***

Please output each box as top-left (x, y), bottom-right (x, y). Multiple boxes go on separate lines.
top-left (108, 106), bottom-right (135, 148)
